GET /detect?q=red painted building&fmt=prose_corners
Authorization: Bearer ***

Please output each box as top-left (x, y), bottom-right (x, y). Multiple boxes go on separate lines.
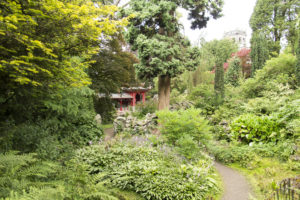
top-left (98, 87), bottom-right (150, 111)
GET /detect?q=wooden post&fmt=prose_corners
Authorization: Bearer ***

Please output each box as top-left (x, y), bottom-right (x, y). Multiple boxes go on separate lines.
top-left (120, 99), bottom-right (123, 111)
top-left (142, 92), bottom-right (146, 104)
top-left (132, 92), bottom-right (136, 106)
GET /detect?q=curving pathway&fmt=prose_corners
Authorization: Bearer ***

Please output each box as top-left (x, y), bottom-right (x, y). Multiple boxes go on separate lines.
top-left (215, 162), bottom-right (253, 200)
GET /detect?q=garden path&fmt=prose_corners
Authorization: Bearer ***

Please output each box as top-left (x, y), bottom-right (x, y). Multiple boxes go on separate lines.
top-left (104, 127), bottom-right (114, 141)
top-left (215, 162), bottom-right (253, 200)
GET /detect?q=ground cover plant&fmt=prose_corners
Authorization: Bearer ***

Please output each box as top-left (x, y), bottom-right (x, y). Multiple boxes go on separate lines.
top-left (76, 138), bottom-right (221, 200)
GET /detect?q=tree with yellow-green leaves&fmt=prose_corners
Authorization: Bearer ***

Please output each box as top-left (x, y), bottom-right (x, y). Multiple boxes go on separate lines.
top-left (0, 0), bottom-right (130, 157)
top-left (0, 0), bottom-right (129, 115)
top-left (0, 0), bottom-right (128, 90)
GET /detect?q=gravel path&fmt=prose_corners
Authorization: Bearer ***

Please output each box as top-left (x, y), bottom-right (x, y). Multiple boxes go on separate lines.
top-left (215, 162), bottom-right (253, 200)
top-left (104, 127), bottom-right (114, 141)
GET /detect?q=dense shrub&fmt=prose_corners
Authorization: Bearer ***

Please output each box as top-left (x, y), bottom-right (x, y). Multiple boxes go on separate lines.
top-left (242, 53), bottom-right (296, 98)
top-left (207, 141), bottom-right (255, 167)
top-left (230, 113), bottom-right (281, 143)
top-left (188, 84), bottom-right (215, 115)
top-left (175, 135), bottom-right (201, 159)
top-left (0, 87), bottom-right (103, 159)
top-left (225, 56), bottom-right (242, 86)
top-left (76, 142), bottom-right (220, 200)
top-left (157, 108), bottom-right (211, 144)
top-left (208, 140), bottom-right (298, 167)
top-left (94, 97), bottom-right (117, 124)
top-left (134, 99), bottom-right (157, 119)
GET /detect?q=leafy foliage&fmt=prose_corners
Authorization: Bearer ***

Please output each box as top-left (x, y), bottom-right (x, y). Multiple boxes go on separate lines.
top-left (0, 152), bottom-right (144, 200)
top-left (76, 142), bottom-right (220, 200)
top-left (0, 0), bottom-right (128, 90)
top-left (296, 28), bottom-right (300, 86)
top-left (0, 0), bottom-right (126, 157)
top-left (89, 36), bottom-right (138, 94)
top-left (188, 84), bottom-right (215, 115)
top-left (134, 100), bottom-right (158, 119)
top-left (157, 109), bottom-right (211, 144)
top-left (250, 0), bottom-right (299, 53)
top-left (242, 52), bottom-right (296, 98)
top-left (0, 87), bottom-right (102, 159)
top-left (230, 113), bottom-right (281, 143)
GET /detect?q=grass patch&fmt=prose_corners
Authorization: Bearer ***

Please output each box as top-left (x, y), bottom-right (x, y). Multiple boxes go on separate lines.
top-left (101, 123), bottom-right (113, 129)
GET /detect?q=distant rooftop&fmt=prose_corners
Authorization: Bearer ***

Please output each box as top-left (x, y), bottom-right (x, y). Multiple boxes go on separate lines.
top-left (98, 93), bottom-right (133, 99)
top-left (121, 86), bottom-right (151, 92)
top-left (224, 30), bottom-right (247, 37)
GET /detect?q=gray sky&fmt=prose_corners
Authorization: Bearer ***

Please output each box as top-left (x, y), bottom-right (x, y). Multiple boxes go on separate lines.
top-left (179, 0), bottom-right (257, 47)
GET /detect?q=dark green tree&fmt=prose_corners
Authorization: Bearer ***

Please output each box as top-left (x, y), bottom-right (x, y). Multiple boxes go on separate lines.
top-left (225, 56), bottom-right (242, 87)
top-left (250, 0), bottom-right (299, 54)
top-left (124, 0), bottom-right (224, 110)
top-left (88, 36), bottom-right (139, 122)
top-left (89, 36), bottom-right (138, 94)
top-left (201, 39), bottom-right (238, 104)
top-left (250, 32), bottom-right (269, 76)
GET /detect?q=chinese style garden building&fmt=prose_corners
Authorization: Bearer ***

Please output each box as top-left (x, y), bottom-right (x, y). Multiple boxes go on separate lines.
top-left (98, 87), bottom-right (150, 112)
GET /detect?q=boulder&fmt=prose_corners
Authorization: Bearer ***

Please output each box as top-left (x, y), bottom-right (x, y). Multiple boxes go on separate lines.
top-left (94, 114), bottom-right (102, 125)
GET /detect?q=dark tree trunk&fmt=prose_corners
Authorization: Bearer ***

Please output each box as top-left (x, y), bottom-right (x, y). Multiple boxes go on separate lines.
top-left (158, 75), bottom-right (171, 110)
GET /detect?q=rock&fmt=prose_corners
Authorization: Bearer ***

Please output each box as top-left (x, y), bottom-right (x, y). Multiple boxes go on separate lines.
top-left (170, 100), bottom-right (194, 111)
top-left (94, 114), bottom-right (102, 125)
top-left (113, 112), bottom-right (157, 134)
top-left (153, 94), bottom-right (158, 101)
top-left (219, 120), bottom-right (228, 126)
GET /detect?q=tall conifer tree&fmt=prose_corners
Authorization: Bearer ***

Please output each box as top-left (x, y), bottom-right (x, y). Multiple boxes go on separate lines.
top-left (250, 32), bottom-right (269, 77)
top-left (124, 0), bottom-right (224, 110)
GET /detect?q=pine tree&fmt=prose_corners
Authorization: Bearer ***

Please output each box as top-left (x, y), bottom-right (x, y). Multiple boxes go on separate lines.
top-left (250, 32), bottom-right (269, 77)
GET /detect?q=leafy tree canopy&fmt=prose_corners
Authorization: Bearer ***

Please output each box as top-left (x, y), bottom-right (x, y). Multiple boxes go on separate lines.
top-left (0, 0), bottom-right (129, 92)
top-left (250, 0), bottom-right (299, 53)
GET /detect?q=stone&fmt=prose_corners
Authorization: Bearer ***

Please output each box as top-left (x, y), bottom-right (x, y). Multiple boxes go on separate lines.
top-left (113, 112), bottom-right (157, 134)
top-left (94, 114), bottom-right (102, 125)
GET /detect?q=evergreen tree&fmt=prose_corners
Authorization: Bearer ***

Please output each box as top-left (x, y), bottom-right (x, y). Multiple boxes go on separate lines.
top-left (123, 0), bottom-right (224, 110)
top-left (225, 56), bottom-right (241, 87)
top-left (250, 32), bottom-right (269, 77)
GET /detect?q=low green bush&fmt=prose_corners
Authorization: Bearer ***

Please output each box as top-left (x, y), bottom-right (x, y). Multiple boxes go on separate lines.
top-left (175, 135), bottom-right (201, 159)
top-left (157, 108), bottom-right (211, 145)
top-left (208, 140), bottom-right (298, 168)
top-left (76, 142), bottom-right (220, 200)
top-left (207, 141), bottom-right (255, 167)
top-left (230, 113), bottom-right (281, 143)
